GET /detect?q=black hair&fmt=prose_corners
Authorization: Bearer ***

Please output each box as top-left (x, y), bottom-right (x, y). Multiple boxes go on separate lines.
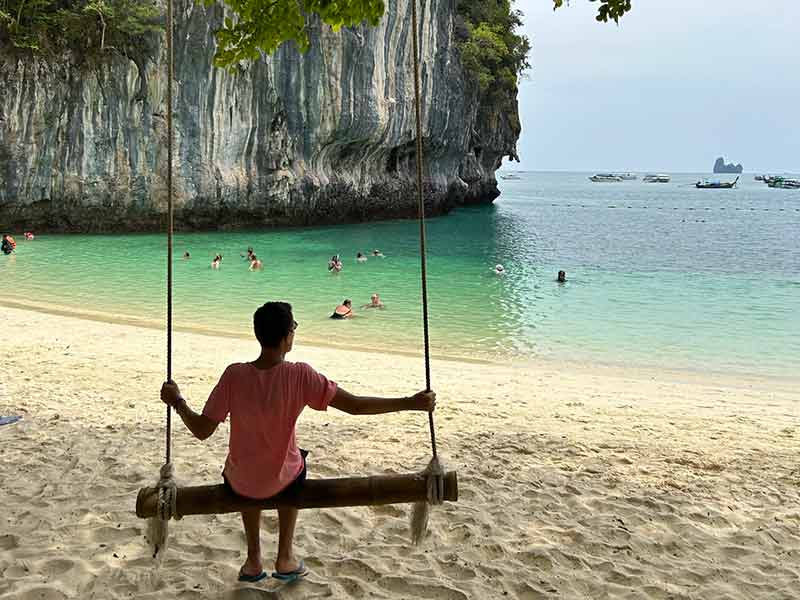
top-left (253, 302), bottom-right (293, 348)
top-left (343, 299), bottom-right (352, 306)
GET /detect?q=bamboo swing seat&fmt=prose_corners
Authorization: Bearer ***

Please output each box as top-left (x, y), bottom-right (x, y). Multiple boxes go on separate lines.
top-left (136, 471), bottom-right (458, 518)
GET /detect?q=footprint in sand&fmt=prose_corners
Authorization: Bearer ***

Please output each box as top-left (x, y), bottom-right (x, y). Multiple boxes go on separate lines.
top-left (325, 558), bottom-right (382, 583)
top-left (333, 575), bottom-right (373, 597)
top-left (17, 588), bottom-right (69, 600)
top-left (378, 575), bottom-right (468, 600)
top-left (437, 558), bottom-right (477, 581)
top-left (0, 534), bottom-right (19, 551)
top-left (39, 558), bottom-right (76, 578)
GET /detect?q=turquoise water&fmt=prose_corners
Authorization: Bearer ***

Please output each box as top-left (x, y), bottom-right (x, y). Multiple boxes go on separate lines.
top-left (2, 172), bottom-right (799, 377)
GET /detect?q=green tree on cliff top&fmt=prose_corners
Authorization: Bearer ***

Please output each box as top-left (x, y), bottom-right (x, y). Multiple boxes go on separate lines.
top-left (211, 0), bottom-right (632, 66)
top-left (1, 0), bottom-right (632, 64)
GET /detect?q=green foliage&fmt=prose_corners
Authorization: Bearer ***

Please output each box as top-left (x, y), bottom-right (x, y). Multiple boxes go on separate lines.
top-left (455, 0), bottom-right (531, 102)
top-left (553, 0), bottom-right (633, 23)
top-left (211, 0), bottom-right (385, 67)
top-left (0, 0), bottom-right (160, 58)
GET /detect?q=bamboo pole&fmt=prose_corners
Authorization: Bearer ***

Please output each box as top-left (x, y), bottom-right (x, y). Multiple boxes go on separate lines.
top-left (136, 471), bottom-right (458, 518)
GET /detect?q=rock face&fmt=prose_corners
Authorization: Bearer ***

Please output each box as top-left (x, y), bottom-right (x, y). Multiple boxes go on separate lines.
top-left (0, 0), bottom-right (520, 232)
top-left (713, 157), bottom-right (743, 174)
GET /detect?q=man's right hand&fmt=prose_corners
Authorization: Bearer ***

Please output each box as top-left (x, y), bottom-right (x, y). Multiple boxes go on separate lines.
top-left (160, 381), bottom-right (183, 408)
top-left (409, 390), bottom-right (436, 412)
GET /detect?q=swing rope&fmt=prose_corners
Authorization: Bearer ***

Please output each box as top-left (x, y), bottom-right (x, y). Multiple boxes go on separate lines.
top-left (146, 0), bottom-right (177, 559)
top-left (146, 0), bottom-right (445, 555)
top-left (408, 0), bottom-right (444, 544)
top-left (165, 0), bottom-right (174, 466)
top-left (410, 0), bottom-right (437, 461)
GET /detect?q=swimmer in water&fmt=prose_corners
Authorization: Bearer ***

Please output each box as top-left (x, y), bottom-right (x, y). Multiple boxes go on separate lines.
top-left (494, 264), bottom-right (505, 275)
top-left (211, 254), bottom-right (222, 269)
top-left (372, 249), bottom-right (384, 257)
top-left (24, 231), bottom-right (34, 241)
top-left (242, 247), bottom-right (254, 261)
top-left (249, 255), bottom-right (264, 271)
top-left (362, 293), bottom-right (385, 309)
top-left (557, 270), bottom-right (566, 283)
top-left (330, 299), bottom-right (353, 319)
top-left (1, 234), bottom-right (14, 255)
top-left (183, 251), bottom-right (191, 260)
top-left (356, 252), bottom-right (367, 263)
top-left (328, 255), bottom-right (343, 273)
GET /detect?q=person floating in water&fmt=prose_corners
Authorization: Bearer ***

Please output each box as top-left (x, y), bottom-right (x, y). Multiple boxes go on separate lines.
top-left (183, 251), bottom-right (191, 260)
top-left (494, 264), bottom-right (505, 276)
top-left (372, 249), bottom-right (384, 257)
top-left (356, 252), bottom-right (367, 263)
top-left (159, 301), bottom-right (435, 583)
top-left (1, 234), bottom-right (15, 255)
top-left (557, 270), bottom-right (566, 283)
top-left (242, 247), bottom-right (255, 261)
top-left (330, 299), bottom-right (353, 319)
top-left (23, 231), bottom-right (34, 241)
top-left (362, 293), bottom-right (385, 309)
top-left (211, 254), bottom-right (223, 269)
top-left (249, 254), bottom-right (264, 271)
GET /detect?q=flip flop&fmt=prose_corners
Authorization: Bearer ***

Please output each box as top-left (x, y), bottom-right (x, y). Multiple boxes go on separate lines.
top-left (238, 570), bottom-right (268, 583)
top-left (272, 560), bottom-right (308, 583)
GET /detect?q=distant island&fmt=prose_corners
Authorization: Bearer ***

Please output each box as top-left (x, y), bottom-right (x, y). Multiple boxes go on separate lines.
top-left (713, 157), bottom-right (744, 174)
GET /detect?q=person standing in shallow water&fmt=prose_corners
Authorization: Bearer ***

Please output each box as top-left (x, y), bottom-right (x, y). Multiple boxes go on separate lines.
top-left (159, 302), bottom-right (435, 583)
top-left (362, 294), bottom-right (384, 309)
top-left (1, 234), bottom-right (15, 255)
top-left (249, 255), bottom-right (264, 271)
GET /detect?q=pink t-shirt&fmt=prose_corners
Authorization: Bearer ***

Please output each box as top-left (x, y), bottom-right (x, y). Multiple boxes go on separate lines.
top-left (202, 361), bottom-right (337, 499)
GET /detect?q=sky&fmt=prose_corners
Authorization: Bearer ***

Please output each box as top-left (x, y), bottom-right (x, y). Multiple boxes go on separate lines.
top-left (509, 0), bottom-right (800, 173)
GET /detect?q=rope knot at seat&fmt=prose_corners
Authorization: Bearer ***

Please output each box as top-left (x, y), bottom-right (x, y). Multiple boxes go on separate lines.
top-left (157, 462), bottom-right (180, 521)
top-left (146, 461), bottom-right (180, 560)
top-left (410, 456), bottom-right (445, 545)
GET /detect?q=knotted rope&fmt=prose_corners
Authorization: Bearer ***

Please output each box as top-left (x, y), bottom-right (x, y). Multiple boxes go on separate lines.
top-left (147, 0), bottom-right (177, 561)
top-left (146, 463), bottom-right (181, 559)
top-left (408, 0), bottom-right (445, 545)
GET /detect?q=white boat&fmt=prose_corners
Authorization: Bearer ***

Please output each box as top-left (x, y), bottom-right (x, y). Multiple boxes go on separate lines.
top-left (589, 173), bottom-right (623, 182)
top-left (642, 174), bottom-right (671, 183)
top-left (499, 173), bottom-right (522, 180)
top-left (613, 172), bottom-right (638, 180)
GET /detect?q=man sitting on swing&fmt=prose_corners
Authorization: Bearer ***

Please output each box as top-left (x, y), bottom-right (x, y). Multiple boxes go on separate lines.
top-left (160, 301), bottom-right (435, 583)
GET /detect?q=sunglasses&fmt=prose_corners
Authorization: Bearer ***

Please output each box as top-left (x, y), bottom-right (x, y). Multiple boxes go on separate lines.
top-left (290, 320), bottom-right (299, 332)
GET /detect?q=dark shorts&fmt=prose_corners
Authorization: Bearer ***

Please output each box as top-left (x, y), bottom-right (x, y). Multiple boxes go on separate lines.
top-left (222, 448), bottom-right (308, 500)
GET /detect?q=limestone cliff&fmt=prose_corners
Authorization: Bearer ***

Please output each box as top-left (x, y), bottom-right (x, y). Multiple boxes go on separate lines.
top-left (0, 0), bottom-right (520, 232)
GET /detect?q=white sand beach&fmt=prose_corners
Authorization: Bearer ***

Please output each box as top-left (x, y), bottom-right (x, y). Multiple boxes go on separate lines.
top-left (1, 305), bottom-right (798, 599)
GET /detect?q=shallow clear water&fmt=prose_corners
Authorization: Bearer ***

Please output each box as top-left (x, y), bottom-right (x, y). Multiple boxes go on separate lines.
top-left (2, 172), bottom-right (798, 377)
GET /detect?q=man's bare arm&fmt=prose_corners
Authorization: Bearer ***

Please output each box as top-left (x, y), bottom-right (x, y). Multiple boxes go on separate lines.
top-left (174, 398), bottom-right (219, 440)
top-left (161, 381), bottom-right (219, 441)
top-left (330, 388), bottom-right (435, 415)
